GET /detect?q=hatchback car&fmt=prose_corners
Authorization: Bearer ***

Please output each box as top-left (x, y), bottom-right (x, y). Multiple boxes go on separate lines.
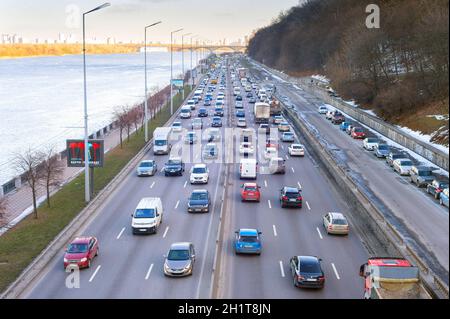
top-left (211, 116), bottom-right (222, 127)
top-left (136, 160), bottom-right (157, 176)
top-left (171, 121), bottom-right (183, 132)
top-left (235, 101), bottom-right (244, 109)
top-left (240, 183), bottom-right (261, 202)
top-left (237, 118), bottom-right (247, 127)
top-left (427, 179), bottom-right (449, 199)
top-left (203, 99), bottom-right (211, 107)
top-left (323, 212), bottom-right (349, 235)
top-left (64, 237), bottom-right (99, 269)
top-left (190, 164), bottom-right (209, 184)
top-left (278, 122), bottom-right (290, 132)
top-left (187, 189), bottom-right (210, 213)
top-left (331, 112), bottom-right (345, 124)
top-left (340, 122), bottom-right (350, 132)
top-left (288, 144), bottom-right (305, 157)
top-left (246, 92), bottom-right (253, 98)
top-left (281, 132), bottom-right (295, 142)
top-left (214, 107), bottom-right (224, 117)
top-left (234, 229), bottom-right (262, 255)
top-left (280, 186), bottom-right (302, 208)
top-left (351, 127), bottom-right (366, 139)
top-left (163, 242), bottom-right (195, 277)
top-left (290, 256), bottom-right (325, 288)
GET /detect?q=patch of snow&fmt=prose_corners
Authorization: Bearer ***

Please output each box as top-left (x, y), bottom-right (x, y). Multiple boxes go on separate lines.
top-left (311, 74), bottom-right (330, 84)
top-left (363, 109), bottom-right (378, 118)
top-left (396, 126), bottom-right (449, 155)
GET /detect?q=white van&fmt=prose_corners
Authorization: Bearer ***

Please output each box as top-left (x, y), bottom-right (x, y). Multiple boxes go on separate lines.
top-left (131, 197), bottom-right (163, 234)
top-left (153, 127), bottom-right (172, 155)
top-left (194, 89), bottom-right (203, 100)
top-left (240, 158), bottom-right (257, 179)
top-left (180, 106), bottom-right (192, 119)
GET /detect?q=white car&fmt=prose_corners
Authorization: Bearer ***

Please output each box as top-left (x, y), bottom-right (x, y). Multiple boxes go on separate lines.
top-left (180, 106), bottom-right (192, 119)
top-left (318, 105), bottom-right (328, 114)
top-left (187, 99), bottom-right (196, 110)
top-left (393, 158), bottom-right (413, 176)
top-left (171, 121), bottom-right (183, 132)
top-left (237, 118), bottom-right (247, 127)
top-left (239, 142), bottom-right (254, 155)
top-left (325, 110), bottom-right (334, 120)
top-left (264, 147), bottom-right (278, 159)
top-left (190, 164), bottom-right (209, 184)
top-left (363, 137), bottom-right (379, 151)
top-left (288, 144), bottom-right (305, 156)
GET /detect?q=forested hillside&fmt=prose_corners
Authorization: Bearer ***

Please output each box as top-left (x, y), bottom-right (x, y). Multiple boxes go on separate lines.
top-left (248, 0), bottom-right (449, 145)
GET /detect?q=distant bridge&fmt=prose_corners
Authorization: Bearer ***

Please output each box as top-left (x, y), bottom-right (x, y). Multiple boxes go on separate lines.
top-left (143, 43), bottom-right (246, 53)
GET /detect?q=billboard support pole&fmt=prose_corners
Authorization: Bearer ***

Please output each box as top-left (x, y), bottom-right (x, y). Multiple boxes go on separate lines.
top-left (90, 167), bottom-right (94, 198)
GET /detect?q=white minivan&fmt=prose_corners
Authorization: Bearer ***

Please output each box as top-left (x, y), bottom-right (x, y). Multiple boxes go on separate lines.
top-left (240, 158), bottom-right (257, 179)
top-left (131, 197), bottom-right (163, 234)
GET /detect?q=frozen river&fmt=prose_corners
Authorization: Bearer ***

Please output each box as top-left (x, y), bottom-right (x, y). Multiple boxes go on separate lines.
top-left (0, 52), bottom-right (195, 185)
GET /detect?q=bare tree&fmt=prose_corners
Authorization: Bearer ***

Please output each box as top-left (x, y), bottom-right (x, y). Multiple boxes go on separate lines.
top-left (0, 196), bottom-right (7, 227)
top-left (113, 107), bottom-right (128, 148)
top-left (40, 146), bottom-right (64, 208)
top-left (14, 148), bottom-right (44, 219)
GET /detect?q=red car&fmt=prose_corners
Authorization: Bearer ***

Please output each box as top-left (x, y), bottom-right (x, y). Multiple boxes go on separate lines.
top-left (64, 237), bottom-right (99, 269)
top-left (241, 183), bottom-right (261, 202)
top-left (351, 127), bottom-right (366, 139)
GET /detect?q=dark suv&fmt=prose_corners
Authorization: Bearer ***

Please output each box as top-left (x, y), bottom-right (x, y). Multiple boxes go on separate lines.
top-left (164, 158), bottom-right (185, 176)
top-left (290, 256), bottom-right (325, 288)
top-left (187, 189), bottom-right (210, 213)
top-left (280, 186), bottom-right (302, 208)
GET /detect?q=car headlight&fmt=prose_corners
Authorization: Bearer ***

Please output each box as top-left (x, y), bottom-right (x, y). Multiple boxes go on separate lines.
top-left (184, 263), bottom-right (191, 270)
top-left (64, 258), bottom-right (68, 262)
top-left (164, 263), bottom-right (170, 271)
top-left (80, 258), bottom-right (87, 262)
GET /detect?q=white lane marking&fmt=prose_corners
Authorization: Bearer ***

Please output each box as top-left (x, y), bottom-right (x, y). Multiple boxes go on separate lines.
top-left (272, 225), bottom-right (278, 237)
top-left (160, 167), bottom-right (164, 172)
top-left (281, 145), bottom-right (284, 150)
top-left (279, 261), bottom-right (285, 277)
top-left (116, 227), bottom-right (125, 239)
top-left (268, 200), bottom-right (272, 209)
top-left (264, 180), bottom-right (268, 188)
top-left (89, 265), bottom-right (101, 282)
top-left (145, 263), bottom-right (154, 280)
top-left (163, 226), bottom-right (169, 238)
top-left (175, 200), bottom-right (180, 209)
top-left (150, 181), bottom-right (155, 189)
top-left (285, 154), bottom-right (289, 160)
top-left (184, 180), bottom-right (188, 188)
top-left (291, 167), bottom-right (295, 173)
top-left (306, 201), bottom-right (311, 210)
top-left (316, 227), bottom-right (323, 239)
top-left (297, 182), bottom-right (302, 189)
top-left (331, 263), bottom-right (341, 280)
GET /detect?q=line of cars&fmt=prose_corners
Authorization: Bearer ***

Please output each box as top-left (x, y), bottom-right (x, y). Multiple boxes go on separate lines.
top-left (319, 104), bottom-right (449, 208)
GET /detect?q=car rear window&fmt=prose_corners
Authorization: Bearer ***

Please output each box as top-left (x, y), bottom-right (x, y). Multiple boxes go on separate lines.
top-left (285, 191), bottom-right (300, 198)
top-left (300, 260), bottom-right (321, 273)
top-left (332, 218), bottom-right (348, 225)
top-left (245, 186), bottom-right (258, 191)
top-left (239, 235), bottom-right (258, 243)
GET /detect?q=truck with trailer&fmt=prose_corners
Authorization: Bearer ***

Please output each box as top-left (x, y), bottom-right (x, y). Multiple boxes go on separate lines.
top-left (253, 102), bottom-right (270, 124)
top-left (359, 257), bottom-right (431, 299)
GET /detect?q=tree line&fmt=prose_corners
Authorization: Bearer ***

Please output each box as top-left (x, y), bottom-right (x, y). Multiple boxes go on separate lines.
top-left (247, 0), bottom-right (449, 121)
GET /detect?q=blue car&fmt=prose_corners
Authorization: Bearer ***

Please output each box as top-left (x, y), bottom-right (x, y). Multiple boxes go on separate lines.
top-left (234, 229), bottom-right (262, 255)
top-left (236, 110), bottom-right (245, 118)
top-left (203, 99), bottom-right (211, 106)
top-left (211, 116), bottom-right (222, 127)
top-left (340, 122), bottom-right (350, 132)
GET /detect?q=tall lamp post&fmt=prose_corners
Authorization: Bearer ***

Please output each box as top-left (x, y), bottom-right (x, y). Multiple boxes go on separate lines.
top-left (144, 21), bottom-right (162, 143)
top-left (190, 35), bottom-right (199, 89)
top-left (181, 32), bottom-right (191, 100)
top-left (170, 28), bottom-right (183, 115)
top-left (82, 2), bottom-right (110, 203)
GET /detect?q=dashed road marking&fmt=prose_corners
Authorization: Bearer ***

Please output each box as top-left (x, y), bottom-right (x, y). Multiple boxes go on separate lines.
top-left (273, 225), bottom-right (277, 237)
top-left (297, 182), bottom-right (302, 189)
top-left (184, 181), bottom-right (188, 188)
top-left (279, 261), bottom-right (285, 277)
top-left (331, 263), bottom-right (341, 280)
top-left (306, 201), bottom-right (311, 210)
top-left (291, 167), bottom-right (295, 173)
top-left (116, 227), bottom-right (125, 239)
top-left (285, 154), bottom-right (289, 160)
top-left (89, 265), bottom-right (101, 282)
top-left (316, 227), bottom-right (323, 239)
top-left (175, 200), bottom-right (180, 209)
top-left (268, 200), bottom-right (272, 209)
top-left (264, 180), bottom-right (268, 188)
top-left (163, 226), bottom-right (169, 238)
top-left (150, 181), bottom-right (155, 189)
top-left (145, 263), bottom-right (154, 280)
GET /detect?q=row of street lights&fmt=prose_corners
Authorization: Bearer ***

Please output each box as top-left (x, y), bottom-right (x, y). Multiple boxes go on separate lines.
top-left (83, 3), bottom-right (210, 202)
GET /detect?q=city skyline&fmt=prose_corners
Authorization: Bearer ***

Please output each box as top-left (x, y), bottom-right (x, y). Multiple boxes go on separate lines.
top-left (0, 0), bottom-right (300, 44)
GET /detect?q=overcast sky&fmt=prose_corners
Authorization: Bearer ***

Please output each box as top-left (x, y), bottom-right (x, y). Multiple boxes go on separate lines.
top-left (0, 0), bottom-right (300, 43)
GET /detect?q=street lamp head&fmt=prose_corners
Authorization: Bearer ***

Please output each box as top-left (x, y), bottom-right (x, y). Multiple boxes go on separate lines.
top-left (84, 2), bottom-right (110, 15)
top-left (171, 28), bottom-right (184, 34)
top-left (146, 21), bottom-right (162, 29)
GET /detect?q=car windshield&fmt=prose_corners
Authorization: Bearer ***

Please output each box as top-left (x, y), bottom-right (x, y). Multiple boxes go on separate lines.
top-left (284, 133), bottom-right (293, 136)
top-left (354, 128), bottom-right (363, 133)
top-left (418, 170), bottom-right (433, 176)
top-left (239, 235), bottom-right (258, 243)
top-left (401, 161), bottom-right (412, 166)
top-left (333, 218), bottom-right (348, 225)
top-left (300, 260), bottom-right (321, 273)
top-left (134, 208), bottom-right (155, 218)
top-left (378, 145), bottom-right (389, 150)
top-left (139, 162), bottom-right (153, 168)
top-left (192, 167), bottom-right (206, 174)
top-left (155, 140), bottom-right (167, 146)
top-left (67, 243), bottom-right (89, 253)
top-left (190, 192), bottom-right (208, 200)
top-left (168, 160), bottom-right (181, 165)
top-left (167, 249), bottom-right (190, 261)
top-left (181, 109), bottom-right (190, 113)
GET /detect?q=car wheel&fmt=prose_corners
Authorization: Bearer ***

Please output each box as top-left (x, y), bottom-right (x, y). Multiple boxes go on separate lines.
top-left (87, 259), bottom-right (91, 268)
top-left (440, 198), bottom-right (443, 205)
top-left (95, 248), bottom-right (99, 257)
top-left (435, 193), bottom-right (439, 200)
top-left (293, 276), bottom-right (298, 287)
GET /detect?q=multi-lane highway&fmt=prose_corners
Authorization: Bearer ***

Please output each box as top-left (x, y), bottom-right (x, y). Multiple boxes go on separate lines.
top-left (248, 60), bottom-right (449, 276)
top-left (21, 55), bottom-right (372, 299)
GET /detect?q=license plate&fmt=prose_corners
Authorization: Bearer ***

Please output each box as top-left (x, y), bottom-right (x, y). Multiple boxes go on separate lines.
top-left (289, 199), bottom-right (296, 202)
top-left (140, 229), bottom-right (147, 232)
top-left (306, 278), bottom-right (317, 282)
top-left (248, 192), bottom-right (254, 196)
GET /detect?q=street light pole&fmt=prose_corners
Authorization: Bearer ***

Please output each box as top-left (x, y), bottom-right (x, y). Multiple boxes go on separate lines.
top-left (181, 32), bottom-right (191, 100)
top-left (144, 21), bottom-right (162, 143)
top-left (170, 28), bottom-right (183, 115)
top-left (82, 2), bottom-right (110, 203)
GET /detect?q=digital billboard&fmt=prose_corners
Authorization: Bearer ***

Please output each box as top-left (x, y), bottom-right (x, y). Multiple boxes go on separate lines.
top-left (66, 139), bottom-right (104, 167)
